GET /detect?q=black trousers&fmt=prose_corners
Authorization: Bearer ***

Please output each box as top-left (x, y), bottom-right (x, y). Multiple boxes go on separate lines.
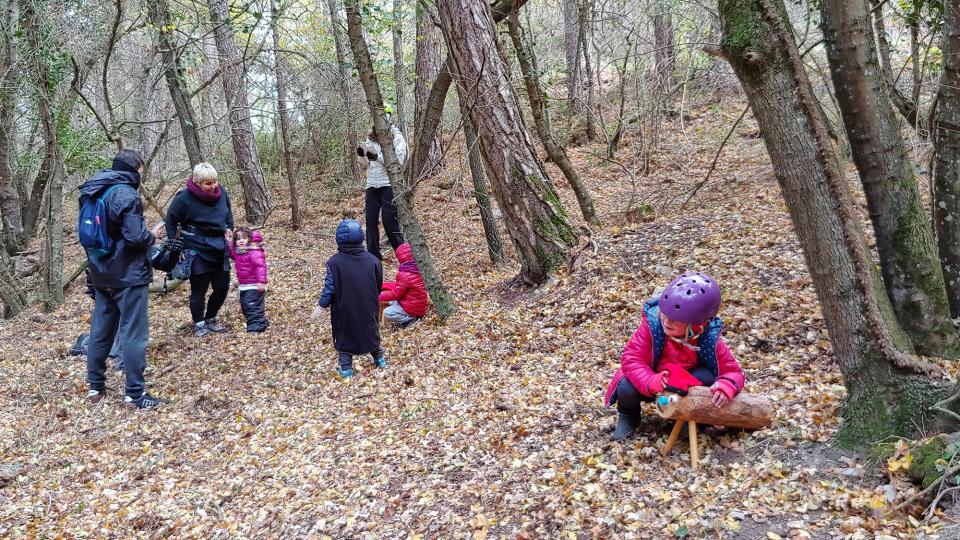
top-left (338, 346), bottom-right (385, 371)
top-left (239, 289), bottom-right (269, 332)
top-left (365, 186), bottom-right (404, 260)
top-left (615, 365), bottom-right (716, 417)
top-left (189, 269), bottom-right (230, 323)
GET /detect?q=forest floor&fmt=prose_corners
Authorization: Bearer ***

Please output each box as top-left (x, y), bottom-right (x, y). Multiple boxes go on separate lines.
top-left (2, 103), bottom-right (958, 539)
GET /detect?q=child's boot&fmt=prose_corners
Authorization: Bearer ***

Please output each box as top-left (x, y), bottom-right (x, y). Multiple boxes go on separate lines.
top-left (612, 411), bottom-right (639, 441)
top-left (371, 347), bottom-right (387, 368)
top-left (337, 352), bottom-right (354, 379)
top-left (338, 368), bottom-right (354, 379)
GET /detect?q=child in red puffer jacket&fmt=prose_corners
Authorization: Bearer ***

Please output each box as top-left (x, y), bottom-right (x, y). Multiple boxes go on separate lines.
top-left (604, 272), bottom-right (745, 441)
top-left (226, 227), bottom-right (269, 333)
top-left (379, 243), bottom-right (428, 327)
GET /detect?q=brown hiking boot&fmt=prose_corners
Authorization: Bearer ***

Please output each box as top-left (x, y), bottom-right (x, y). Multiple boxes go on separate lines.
top-left (87, 389), bottom-right (105, 404)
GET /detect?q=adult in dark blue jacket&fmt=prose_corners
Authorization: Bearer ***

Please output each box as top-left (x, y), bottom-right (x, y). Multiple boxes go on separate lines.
top-left (315, 220), bottom-right (386, 378)
top-left (164, 162), bottom-right (235, 337)
top-left (79, 149), bottom-right (166, 409)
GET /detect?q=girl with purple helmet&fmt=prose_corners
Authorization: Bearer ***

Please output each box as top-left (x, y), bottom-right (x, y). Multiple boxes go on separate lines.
top-left (603, 272), bottom-right (745, 441)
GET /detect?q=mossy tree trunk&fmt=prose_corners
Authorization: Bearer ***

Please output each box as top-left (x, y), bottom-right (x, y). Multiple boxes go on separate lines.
top-left (438, 0), bottom-right (577, 285)
top-left (821, 0), bottom-right (957, 357)
top-left (933, 3), bottom-right (960, 318)
top-left (345, 0), bottom-right (455, 320)
top-left (719, 0), bottom-right (959, 447)
top-left (455, 82), bottom-right (505, 265)
top-left (506, 9), bottom-right (600, 226)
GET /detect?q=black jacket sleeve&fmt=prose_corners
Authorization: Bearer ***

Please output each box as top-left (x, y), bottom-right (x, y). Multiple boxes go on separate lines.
top-left (165, 192), bottom-right (185, 238)
top-left (114, 189), bottom-right (154, 250)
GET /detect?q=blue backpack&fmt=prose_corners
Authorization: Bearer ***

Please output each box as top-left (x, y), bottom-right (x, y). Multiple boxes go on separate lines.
top-left (78, 184), bottom-right (129, 259)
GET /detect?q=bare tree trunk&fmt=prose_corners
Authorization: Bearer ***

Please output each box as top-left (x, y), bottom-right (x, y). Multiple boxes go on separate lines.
top-left (934, 3), bottom-right (960, 317)
top-left (148, 0), bottom-right (204, 166)
top-left (579, 0), bottom-right (597, 141)
top-left (562, 0), bottom-right (583, 115)
top-left (870, 0), bottom-right (923, 132)
top-left (392, 0), bottom-right (408, 137)
top-left (24, 3), bottom-right (64, 308)
top-left (456, 83), bottom-right (505, 264)
top-left (653, 0), bottom-right (675, 93)
top-left (207, 0), bottom-right (273, 225)
top-left (345, 0), bottom-right (456, 320)
top-left (911, 17), bottom-right (923, 108)
top-left (439, 0), bottom-right (577, 285)
top-left (407, 1), bottom-right (525, 189)
top-left (0, 246), bottom-right (25, 317)
top-left (0, 1), bottom-right (22, 254)
top-left (821, 0), bottom-right (957, 357)
top-left (507, 10), bottom-right (599, 226)
top-left (270, 0), bottom-right (302, 229)
top-left (414, 5), bottom-right (443, 176)
top-left (324, 0), bottom-right (361, 187)
top-left (720, 0), bottom-right (955, 446)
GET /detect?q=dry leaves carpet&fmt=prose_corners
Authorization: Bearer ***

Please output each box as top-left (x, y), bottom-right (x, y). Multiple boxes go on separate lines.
top-left (0, 106), bottom-right (953, 538)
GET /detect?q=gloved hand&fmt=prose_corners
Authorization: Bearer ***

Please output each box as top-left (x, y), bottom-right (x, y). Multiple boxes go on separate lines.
top-left (164, 238), bottom-right (184, 252)
top-left (357, 146), bottom-right (366, 157)
top-left (311, 305), bottom-right (324, 321)
top-left (365, 151), bottom-right (378, 161)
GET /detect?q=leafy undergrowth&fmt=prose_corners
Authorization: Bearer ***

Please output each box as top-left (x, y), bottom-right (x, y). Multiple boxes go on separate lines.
top-left (1, 106), bottom-right (955, 538)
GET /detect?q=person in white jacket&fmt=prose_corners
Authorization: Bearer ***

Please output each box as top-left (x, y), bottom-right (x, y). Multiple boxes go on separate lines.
top-left (358, 124), bottom-right (407, 260)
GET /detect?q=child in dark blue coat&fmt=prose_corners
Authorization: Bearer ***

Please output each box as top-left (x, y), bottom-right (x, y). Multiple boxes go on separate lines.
top-left (312, 220), bottom-right (387, 379)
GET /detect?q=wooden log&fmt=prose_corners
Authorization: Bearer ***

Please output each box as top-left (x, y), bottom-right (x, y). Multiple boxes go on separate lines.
top-left (655, 386), bottom-right (773, 430)
top-left (662, 420), bottom-right (684, 456)
top-left (688, 421), bottom-right (699, 470)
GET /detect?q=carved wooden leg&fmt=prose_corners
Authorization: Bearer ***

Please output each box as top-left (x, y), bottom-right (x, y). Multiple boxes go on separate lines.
top-left (378, 303), bottom-right (387, 327)
top-left (662, 420), bottom-right (684, 456)
top-left (688, 421), bottom-right (699, 470)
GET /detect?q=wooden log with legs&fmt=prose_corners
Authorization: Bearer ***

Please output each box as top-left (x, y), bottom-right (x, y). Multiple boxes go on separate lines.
top-left (656, 386), bottom-right (774, 470)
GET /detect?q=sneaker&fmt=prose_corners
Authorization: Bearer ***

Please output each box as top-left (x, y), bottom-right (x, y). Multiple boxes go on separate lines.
top-left (338, 368), bottom-right (354, 379)
top-left (204, 317), bottom-right (227, 333)
top-left (193, 321), bottom-right (210, 337)
top-left (399, 318), bottom-right (419, 329)
top-left (373, 357), bottom-right (387, 369)
top-left (124, 392), bottom-right (168, 410)
top-left (87, 389), bottom-right (106, 404)
top-left (68, 334), bottom-right (88, 356)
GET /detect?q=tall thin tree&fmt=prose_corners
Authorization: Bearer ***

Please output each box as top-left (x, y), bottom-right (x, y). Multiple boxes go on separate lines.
top-left (270, 0), bottom-right (302, 229)
top-left (345, 0), bottom-right (456, 319)
top-left (438, 0), bottom-right (577, 285)
top-left (324, 0), bottom-right (361, 187)
top-left (207, 0), bottom-right (274, 225)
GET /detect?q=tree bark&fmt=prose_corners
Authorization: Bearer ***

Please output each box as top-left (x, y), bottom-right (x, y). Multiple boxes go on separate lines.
top-left (270, 0), bottom-right (302, 229)
top-left (24, 2), bottom-right (64, 308)
top-left (870, 0), bottom-right (924, 133)
top-left (579, 0), bottom-right (597, 141)
top-left (207, 0), bottom-right (273, 225)
top-left (934, 3), bottom-right (960, 317)
top-left (148, 0), bottom-right (205, 166)
top-left (507, 10), bottom-right (599, 226)
top-left (562, 0), bottom-right (583, 115)
top-left (414, 5), bottom-right (443, 176)
top-left (821, 0), bottom-right (957, 357)
top-left (407, 0), bottom-right (526, 188)
top-left (345, 0), bottom-right (456, 320)
top-left (438, 0), bottom-right (577, 285)
top-left (324, 0), bottom-right (361, 187)
top-left (653, 0), bottom-right (675, 93)
top-left (720, 0), bottom-right (955, 447)
top-left (0, 245), bottom-right (25, 318)
top-left (392, 0), bottom-right (408, 137)
top-left (0, 0), bottom-right (22, 254)
top-left (455, 82), bottom-right (505, 264)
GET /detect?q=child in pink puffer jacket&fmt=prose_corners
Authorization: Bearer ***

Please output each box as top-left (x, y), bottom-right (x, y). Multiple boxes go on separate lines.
top-left (226, 227), bottom-right (269, 333)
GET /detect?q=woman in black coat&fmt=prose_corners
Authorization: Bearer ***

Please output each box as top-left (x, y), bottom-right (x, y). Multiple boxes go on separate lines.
top-left (165, 162), bottom-right (235, 337)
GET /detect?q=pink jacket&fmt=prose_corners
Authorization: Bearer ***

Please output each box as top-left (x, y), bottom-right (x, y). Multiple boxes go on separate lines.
top-left (228, 231), bottom-right (267, 285)
top-left (604, 316), bottom-right (745, 406)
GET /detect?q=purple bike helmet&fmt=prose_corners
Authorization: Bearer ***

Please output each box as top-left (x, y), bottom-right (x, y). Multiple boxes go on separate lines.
top-left (660, 272), bottom-right (722, 324)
